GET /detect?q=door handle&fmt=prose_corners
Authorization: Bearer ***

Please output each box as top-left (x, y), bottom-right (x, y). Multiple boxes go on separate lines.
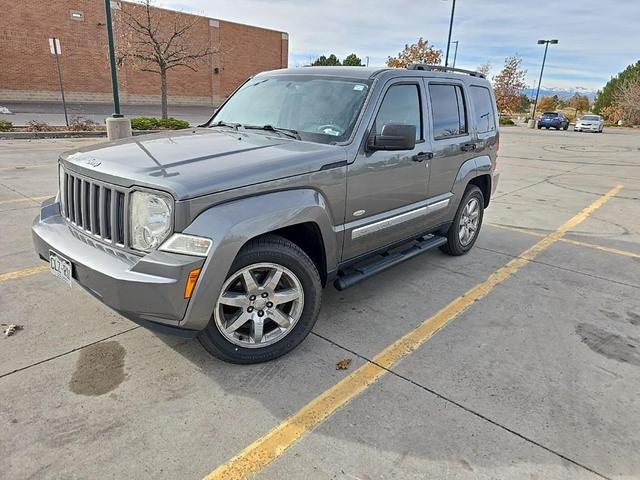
top-left (412, 151), bottom-right (433, 162)
top-left (461, 143), bottom-right (477, 152)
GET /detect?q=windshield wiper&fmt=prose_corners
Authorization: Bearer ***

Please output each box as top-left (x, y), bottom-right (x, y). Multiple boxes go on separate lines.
top-left (210, 120), bottom-right (241, 130)
top-left (243, 124), bottom-right (300, 140)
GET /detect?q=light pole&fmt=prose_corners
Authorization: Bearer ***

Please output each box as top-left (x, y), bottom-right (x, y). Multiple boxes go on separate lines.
top-left (444, 0), bottom-right (456, 67)
top-left (451, 40), bottom-right (459, 69)
top-left (530, 39), bottom-right (558, 128)
top-left (103, 0), bottom-right (132, 140)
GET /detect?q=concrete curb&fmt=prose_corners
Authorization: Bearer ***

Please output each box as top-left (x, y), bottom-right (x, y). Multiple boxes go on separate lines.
top-left (0, 130), bottom-right (161, 140)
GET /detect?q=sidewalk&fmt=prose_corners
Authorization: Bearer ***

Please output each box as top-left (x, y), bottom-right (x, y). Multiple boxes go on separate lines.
top-left (0, 102), bottom-right (214, 126)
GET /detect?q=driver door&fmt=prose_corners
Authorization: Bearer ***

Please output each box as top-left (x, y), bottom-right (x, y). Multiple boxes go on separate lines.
top-left (342, 80), bottom-right (432, 260)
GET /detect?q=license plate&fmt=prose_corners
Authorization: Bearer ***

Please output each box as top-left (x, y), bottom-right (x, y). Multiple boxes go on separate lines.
top-left (49, 251), bottom-right (72, 285)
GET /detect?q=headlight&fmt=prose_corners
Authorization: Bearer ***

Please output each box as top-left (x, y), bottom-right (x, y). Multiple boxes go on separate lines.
top-left (130, 190), bottom-right (173, 252)
top-left (160, 233), bottom-right (212, 257)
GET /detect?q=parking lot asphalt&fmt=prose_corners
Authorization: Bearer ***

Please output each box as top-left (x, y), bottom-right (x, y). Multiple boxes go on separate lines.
top-left (1, 127), bottom-right (639, 479)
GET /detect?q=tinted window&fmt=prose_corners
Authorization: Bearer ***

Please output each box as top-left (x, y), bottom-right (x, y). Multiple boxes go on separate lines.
top-left (470, 86), bottom-right (496, 133)
top-left (374, 84), bottom-right (422, 140)
top-left (542, 112), bottom-right (558, 117)
top-left (429, 84), bottom-right (468, 139)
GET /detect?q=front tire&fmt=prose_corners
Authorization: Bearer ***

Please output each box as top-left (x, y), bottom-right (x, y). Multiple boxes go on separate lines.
top-left (440, 185), bottom-right (484, 256)
top-left (198, 234), bottom-right (322, 364)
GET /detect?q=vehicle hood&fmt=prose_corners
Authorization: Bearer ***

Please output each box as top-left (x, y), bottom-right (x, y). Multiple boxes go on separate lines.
top-left (60, 128), bottom-right (347, 200)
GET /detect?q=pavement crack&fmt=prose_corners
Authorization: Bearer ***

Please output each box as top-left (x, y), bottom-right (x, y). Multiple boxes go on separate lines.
top-left (0, 326), bottom-right (139, 380)
top-left (476, 246), bottom-right (640, 290)
top-left (493, 164), bottom-right (584, 200)
top-left (311, 331), bottom-right (612, 480)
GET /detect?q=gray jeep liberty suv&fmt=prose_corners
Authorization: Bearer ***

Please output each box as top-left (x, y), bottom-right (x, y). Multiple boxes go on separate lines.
top-left (33, 65), bottom-right (499, 364)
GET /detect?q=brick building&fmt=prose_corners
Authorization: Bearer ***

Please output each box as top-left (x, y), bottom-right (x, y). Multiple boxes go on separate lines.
top-left (0, 0), bottom-right (289, 106)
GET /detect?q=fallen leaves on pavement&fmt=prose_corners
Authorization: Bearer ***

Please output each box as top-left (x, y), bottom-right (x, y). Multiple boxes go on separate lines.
top-left (3, 324), bottom-right (23, 337)
top-left (336, 358), bottom-right (352, 370)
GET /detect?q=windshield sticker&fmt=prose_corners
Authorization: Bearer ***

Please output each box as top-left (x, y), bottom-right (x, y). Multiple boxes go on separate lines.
top-left (353, 84), bottom-right (366, 91)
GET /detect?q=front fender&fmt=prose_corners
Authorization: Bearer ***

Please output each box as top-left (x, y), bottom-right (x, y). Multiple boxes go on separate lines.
top-left (179, 189), bottom-right (337, 331)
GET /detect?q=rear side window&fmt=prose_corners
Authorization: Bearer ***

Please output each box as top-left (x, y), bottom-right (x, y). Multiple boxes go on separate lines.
top-left (429, 84), bottom-right (468, 139)
top-left (374, 84), bottom-right (422, 140)
top-left (470, 86), bottom-right (496, 133)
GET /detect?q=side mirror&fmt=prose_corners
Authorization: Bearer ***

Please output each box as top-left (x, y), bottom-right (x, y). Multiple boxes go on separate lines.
top-left (369, 124), bottom-right (416, 151)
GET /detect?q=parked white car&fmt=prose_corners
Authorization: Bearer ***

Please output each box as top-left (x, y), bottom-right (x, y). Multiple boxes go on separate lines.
top-left (574, 115), bottom-right (604, 133)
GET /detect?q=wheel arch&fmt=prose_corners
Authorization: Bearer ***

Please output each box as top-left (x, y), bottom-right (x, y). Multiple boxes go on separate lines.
top-left (268, 222), bottom-right (328, 286)
top-left (178, 189), bottom-right (338, 331)
top-left (468, 174), bottom-right (491, 207)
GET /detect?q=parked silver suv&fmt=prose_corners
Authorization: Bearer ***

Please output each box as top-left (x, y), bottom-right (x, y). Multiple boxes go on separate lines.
top-left (33, 65), bottom-right (500, 363)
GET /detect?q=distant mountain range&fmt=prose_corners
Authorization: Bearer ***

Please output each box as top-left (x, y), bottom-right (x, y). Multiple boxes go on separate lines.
top-left (524, 87), bottom-right (598, 100)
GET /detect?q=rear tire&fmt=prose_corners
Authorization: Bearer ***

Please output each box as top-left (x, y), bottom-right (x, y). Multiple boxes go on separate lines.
top-left (440, 185), bottom-right (484, 256)
top-left (198, 234), bottom-right (322, 364)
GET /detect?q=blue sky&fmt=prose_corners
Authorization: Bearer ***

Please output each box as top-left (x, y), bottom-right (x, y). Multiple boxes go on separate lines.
top-left (166, 0), bottom-right (639, 91)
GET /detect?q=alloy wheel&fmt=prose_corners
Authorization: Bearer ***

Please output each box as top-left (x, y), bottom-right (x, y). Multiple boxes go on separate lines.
top-left (214, 262), bottom-right (304, 348)
top-left (459, 197), bottom-right (480, 246)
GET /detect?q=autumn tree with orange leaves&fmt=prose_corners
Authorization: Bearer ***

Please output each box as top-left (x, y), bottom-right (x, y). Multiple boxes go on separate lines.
top-left (492, 56), bottom-right (527, 113)
top-left (386, 38), bottom-right (442, 68)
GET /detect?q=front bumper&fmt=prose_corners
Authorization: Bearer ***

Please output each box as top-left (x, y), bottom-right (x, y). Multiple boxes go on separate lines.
top-left (491, 171), bottom-right (500, 196)
top-left (32, 198), bottom-right (205, 336)
top-left (575, 124), bottom-right (600, 131)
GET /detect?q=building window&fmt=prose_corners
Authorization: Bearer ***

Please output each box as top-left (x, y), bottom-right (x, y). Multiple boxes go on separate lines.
top-left (69, 10), bottom-right (84, 21)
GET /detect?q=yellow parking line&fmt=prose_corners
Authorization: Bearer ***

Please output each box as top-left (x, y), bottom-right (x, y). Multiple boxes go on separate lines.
top-left (561, 237), bottom-right (640, 259)
top-left (489, 223), bottom-right (640, 259)
top-left (0, 265), bottom-right (49, 282)
top-left (204, 183), bottom-right (623, 480)
top-left (0, 195), bottom-right (51, 206)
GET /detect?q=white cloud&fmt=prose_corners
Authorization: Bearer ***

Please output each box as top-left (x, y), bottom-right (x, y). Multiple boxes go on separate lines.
top-left (166, 0), bottom-right (639, 90)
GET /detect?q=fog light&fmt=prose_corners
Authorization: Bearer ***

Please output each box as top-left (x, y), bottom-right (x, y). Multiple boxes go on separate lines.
top-left (160, 233), bottom-right (212, 257)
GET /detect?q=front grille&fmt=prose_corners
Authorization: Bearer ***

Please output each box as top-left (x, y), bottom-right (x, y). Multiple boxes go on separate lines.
top-left (60, 168), bottom-right (128, 247)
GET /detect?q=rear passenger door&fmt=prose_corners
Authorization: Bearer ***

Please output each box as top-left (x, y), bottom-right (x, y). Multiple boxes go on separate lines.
top-left (468, 84), bottom-right (498, 157)
top-left (424, 81), bottom-right (477, 215)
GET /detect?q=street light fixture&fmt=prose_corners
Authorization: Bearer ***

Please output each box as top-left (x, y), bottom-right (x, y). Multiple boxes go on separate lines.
top-left (451, 40), bottom-right (459, 69)
top-left (103, 0), bottom-right (132, 140)
top-left (104, 0), bottom-right (121, 118)
top-left (530, 39), bottom-right (559, 128)
top-left (444, 0), bottom-right (456, 67)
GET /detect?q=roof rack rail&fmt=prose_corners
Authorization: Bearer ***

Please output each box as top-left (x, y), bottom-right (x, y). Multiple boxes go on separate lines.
top-left (406, 64), bottom-right (486, 78)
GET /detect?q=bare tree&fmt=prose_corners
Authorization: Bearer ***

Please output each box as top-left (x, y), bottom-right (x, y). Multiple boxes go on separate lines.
top-left (613, 79), bottom-right (640, 124)
top-left (476, 62), bottom-right (491, 78)
top-left (117, 0), bottom-right (213, 118)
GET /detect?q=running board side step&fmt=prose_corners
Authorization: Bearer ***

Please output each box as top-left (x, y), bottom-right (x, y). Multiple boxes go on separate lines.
top-left (333, 235), bottom-right (447, 291)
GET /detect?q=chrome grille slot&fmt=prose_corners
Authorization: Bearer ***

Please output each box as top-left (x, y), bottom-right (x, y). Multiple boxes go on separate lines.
top-left (60, 168), bottom-right (128, 247)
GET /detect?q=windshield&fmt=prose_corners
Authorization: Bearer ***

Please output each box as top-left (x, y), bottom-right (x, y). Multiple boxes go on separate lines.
top-left (542, 112), bottom-right (558, 117)
top-left (210, 75), bottom-right (372, 144)
top-left (582, 115), bottom-right (600, 121)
